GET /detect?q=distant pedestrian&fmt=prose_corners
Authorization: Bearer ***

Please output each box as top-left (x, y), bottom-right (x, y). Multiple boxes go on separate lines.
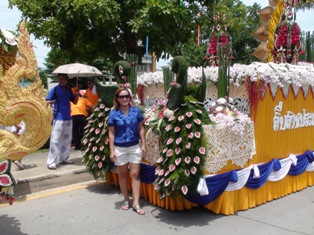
top-left (46, 73), bottom-right (78, 170)
top-left (0, 121), bottom-right (26, 170)
top-left (83, 79), bottom-right (99, 107)
top-left (71, 91), bottom-right (92, 150)
top-left (108, 88), bottom-right (146, 215)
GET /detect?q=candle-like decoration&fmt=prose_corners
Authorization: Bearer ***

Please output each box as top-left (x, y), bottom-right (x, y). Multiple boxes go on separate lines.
top-left (197, 12), bottom-right (201, 47)
top-left (146, 36), bottom-right (149, 56)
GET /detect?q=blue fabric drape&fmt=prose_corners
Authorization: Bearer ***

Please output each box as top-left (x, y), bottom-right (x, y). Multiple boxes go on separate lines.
top-left (140, 163), bottom-right (157, 184)
top-left (245, 161), bottom-right (273, 189)
top-left (273, 159), bottom-right (281, 171)
top-left (137, 150), bottom-right (313, 206)
top-left (184, 171), bottom-right (233, 205)
top-left (288, 151), bottom-right (313, 176)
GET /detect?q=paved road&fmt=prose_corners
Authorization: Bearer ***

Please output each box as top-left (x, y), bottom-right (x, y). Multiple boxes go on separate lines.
top-left (1, 182), bottom-right (314, 235)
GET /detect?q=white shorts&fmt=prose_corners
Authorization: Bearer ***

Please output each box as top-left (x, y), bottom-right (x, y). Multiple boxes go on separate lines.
top-left (114, 144), bottom-right (142, 166)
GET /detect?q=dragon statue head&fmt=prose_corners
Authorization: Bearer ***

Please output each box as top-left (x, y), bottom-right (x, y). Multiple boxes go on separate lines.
top-left (0, 20), bottom-right (52, 161)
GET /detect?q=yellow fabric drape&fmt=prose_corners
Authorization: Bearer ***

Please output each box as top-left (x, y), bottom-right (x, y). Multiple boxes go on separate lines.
top-left (252, 87), bottom-right (314, 162)
top-left (267, 0), bottom-right (283, 62)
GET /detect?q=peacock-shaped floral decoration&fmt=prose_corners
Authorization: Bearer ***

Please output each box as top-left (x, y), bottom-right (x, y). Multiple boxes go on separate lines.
top-left (151, 56), bottom-right (212, 199)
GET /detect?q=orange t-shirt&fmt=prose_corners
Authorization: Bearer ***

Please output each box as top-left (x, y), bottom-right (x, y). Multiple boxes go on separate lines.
top-left (71, 97), bottom-right (92, 117)
top-left (83, 87), bottom-right (99, 106)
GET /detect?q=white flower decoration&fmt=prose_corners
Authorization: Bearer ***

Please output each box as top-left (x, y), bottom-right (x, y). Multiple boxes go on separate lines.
top-left (1, 29), bottom-right (18, 46)
top-left (216, 98), bottom-right (227, 105)
top-left (137, 62), bottom-right (314, 88)
top-left (215, 106), bottom-right (224, 112)
top-left (163, 109), bottom-right (174, 118)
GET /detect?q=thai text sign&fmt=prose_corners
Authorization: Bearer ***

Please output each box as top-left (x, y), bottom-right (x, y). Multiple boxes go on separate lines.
top-left (273, 101), bottom-right (314, 131)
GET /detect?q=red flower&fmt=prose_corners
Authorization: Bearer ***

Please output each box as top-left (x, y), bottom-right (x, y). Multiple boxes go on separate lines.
top-left (220, 33), bottom-right (229, 44)
top-left (207, 35), bottom-right (217, 55)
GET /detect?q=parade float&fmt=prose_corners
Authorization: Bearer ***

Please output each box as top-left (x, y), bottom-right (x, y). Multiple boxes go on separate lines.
top-left (83, 0), bottom-right (314, 215)
top-left (0, 21), bottom-right (52, 204)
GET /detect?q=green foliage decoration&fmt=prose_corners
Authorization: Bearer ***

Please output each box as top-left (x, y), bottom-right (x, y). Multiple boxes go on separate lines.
top-left (126, 54), bottom-right (138, 96)
top-left (162, 66), bottom-right (173, 95)
top-left (195, 69), bottom-right (207, 102)
top-left (113, 60), bottom-right (132, 84)
top-left (94, 78), bottom-right (118, 107)
top-left (166, 56), bottom-right (188, 110)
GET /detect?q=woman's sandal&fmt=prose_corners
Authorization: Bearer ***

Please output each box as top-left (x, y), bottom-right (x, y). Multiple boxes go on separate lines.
top-left (132, 205), bottom-right (145, 215)
top-left (121, 200), bottom-right (130, 210)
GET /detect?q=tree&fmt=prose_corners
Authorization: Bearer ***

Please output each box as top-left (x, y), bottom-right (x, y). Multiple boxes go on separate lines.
top-left (9, 0), bottom-right (262, 69)
top-left (38, 67), bottom-right (48, 88)
top-left (300, 31), bottom-right (314, 62)
top-left (179, 1), bottom-right (261, 66)
top-left (9, 0), bottom-right (212, 68)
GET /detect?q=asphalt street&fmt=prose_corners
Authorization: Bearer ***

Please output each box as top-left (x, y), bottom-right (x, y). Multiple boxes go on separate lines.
top-left (1, 181), bottom-right (314, 235)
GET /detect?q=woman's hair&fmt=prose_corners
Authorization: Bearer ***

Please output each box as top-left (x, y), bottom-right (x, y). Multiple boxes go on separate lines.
top-left (113, 87), bottom-right (132, 110)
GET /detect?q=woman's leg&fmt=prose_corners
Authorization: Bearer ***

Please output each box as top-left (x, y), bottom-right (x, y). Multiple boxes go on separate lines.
top-left (118, 163), bottom-right (130, 204)
top-left (129, 162), bottom-right (144, 214)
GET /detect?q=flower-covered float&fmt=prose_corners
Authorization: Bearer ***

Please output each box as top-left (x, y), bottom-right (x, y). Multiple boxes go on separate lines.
top-left (0, 21), bottom-right (52, 204)
top-left (83, 53), bottom-right (258, 214)
top-left (82, 0), bottom-right (314, 215)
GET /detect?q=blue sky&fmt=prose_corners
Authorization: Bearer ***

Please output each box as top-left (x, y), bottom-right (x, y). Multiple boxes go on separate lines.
top-left (1, 0), bottom-right (313, 68)
top-left (242, 0), bottom-right (314, 32)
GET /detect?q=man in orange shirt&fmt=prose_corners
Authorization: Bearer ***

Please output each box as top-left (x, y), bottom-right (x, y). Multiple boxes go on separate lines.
top-left (83, 79), bottom-right (99, 107)
top-left (71, 93), bottom-right (92, 150)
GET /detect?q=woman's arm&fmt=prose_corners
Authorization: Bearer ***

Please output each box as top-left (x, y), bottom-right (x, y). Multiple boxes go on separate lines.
top-left (139, 122), bottom-right (147, 158)
top-left (108, 125), bottom-right (116, 162)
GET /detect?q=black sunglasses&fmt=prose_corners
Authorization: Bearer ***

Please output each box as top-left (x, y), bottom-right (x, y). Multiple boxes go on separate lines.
top-left (118, 95), bottom-right (130, 99)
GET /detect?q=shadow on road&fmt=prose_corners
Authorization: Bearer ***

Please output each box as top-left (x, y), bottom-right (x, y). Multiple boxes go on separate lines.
top-left (86, 181), bottom-right (223, 227)
top-left (0, 214), bottom-right (28, 235)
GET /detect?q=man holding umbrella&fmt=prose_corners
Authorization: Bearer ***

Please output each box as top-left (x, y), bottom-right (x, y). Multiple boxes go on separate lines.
top-left (46, 73), bottom-right (78, 169)
top-left (52, 62), bottom-right (103, 107)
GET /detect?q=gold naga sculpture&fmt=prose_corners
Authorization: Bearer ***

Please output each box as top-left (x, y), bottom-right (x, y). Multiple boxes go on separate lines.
top-left (0, 20), bottom-right (52, 162)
